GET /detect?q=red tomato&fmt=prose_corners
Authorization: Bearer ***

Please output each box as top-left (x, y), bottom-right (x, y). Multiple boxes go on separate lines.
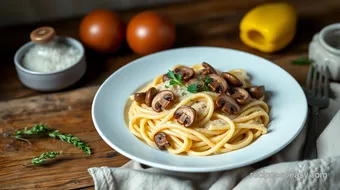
top-left (79, 10), bottom-right (125, 53)
top-left (127, 11), bottom-right (176, 55)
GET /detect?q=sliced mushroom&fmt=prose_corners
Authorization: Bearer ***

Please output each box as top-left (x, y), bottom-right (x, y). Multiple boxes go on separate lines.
top-left (174, 106), bottom-right (196, 127)
top-left (229, 87), bottom-right (252, 105)
top-left (134, 92), bottom-right (146, 103)
top-left (145, 87), bottom-right (158, 107)
top-left (174, 66), bottom-right (195, 81)
top-left (151, 90), bottom-right (175, 112)
top-left (246, 85), bottom-right (265, 99)
top-left (221, 72), bottom-right (243, 87)
top-left (186, 78), bottom-right (205, 91)
top-left (154, 132), bottom-right (171, 150)
top-left (208, 74), bottom-right (228, 93)
top-left (162, 74), bottom-right (171, 82)
top-left (202, 62), bottom-right (217, 75)
top-left (215, 94), bottom-right (240, 114)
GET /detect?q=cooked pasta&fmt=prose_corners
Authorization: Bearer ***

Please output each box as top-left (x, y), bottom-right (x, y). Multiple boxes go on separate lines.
top-left (126, 62), bottom-right (269, 156)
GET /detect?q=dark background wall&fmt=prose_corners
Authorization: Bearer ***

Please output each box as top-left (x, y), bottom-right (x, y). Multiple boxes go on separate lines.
top-left (0, 0), bottom-right (186, 27)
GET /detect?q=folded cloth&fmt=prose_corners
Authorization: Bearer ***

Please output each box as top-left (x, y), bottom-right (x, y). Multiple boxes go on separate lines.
top-left (89, 83), bottom-right (340, 190)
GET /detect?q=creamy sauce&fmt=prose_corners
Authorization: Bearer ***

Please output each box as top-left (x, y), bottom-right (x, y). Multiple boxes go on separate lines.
top-left (191, 101), bottom-right (207, 116)
top-left (156, 81), bottom-right (191, 101)
top-left (206, 119), bottom-right (227, 130)
top-left (156, 81), bottom-right (209, 119)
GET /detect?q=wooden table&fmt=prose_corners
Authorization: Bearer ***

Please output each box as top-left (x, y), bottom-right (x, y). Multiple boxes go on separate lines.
top-left (1, 0), bottom-right (339, 189)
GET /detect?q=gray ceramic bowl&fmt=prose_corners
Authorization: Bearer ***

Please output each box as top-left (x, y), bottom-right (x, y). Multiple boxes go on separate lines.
top-left (14, 36), bottom-right (87, 91)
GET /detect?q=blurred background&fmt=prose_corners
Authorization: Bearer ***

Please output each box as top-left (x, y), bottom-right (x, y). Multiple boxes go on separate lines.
top-left (0, 0), bottom-right (186, 27)
top-left (1, 0), bottom-right (339, 95)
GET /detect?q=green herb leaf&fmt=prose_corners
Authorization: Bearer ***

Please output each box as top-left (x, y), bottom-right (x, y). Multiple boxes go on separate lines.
top-left (187, 84), bottom-right (199, 93)
top-left (187, 75), bottom-right (213, 93)
top-left (204, 75), bottom-right (213, 84)
top-left (169, 80), bottom-right (178, 85)
top-left (167, 70), bottom-right (176, 79)
top-left (186, 75), bottom-right (212, 93)
top-left (292, 57), bottom-right (313, 65)
top-left (167, 70), bottom-right (184, 87)
top-left (31, 151), bottom-right (62, 165)
top-left (49, 130), bottom-right (92, 155)
top-left (165, 85), bottom-right (169, 88)
top-left (15, 124), bottom-right (51, 138)
top-left (177, 74), bottom-right (182, 81)
top-left (14, 124), bottom-right (92, 155)
top-left (203, 85), bottom-right (210, 91)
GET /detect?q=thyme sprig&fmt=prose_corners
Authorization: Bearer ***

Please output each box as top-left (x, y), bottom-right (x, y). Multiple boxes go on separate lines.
top-left (15, 124), bottom-right (92, 155)
top-left (14, 124), bottom-right (51, 138)
top-left (31, 151), bottom-right (62, 165)
top-left (49, 130), bottom-right (92, 155)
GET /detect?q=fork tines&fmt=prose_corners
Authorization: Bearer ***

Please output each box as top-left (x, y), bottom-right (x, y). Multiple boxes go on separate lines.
top-left (306, 64), bottom-right (329, 98)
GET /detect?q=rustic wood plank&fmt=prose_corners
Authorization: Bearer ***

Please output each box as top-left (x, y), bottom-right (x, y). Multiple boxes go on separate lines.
top-left (0, 86), bottom-right (129, 189)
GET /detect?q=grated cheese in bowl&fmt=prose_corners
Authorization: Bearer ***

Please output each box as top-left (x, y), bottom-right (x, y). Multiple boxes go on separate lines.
top-left (22, 40), bottom-right (81, 73)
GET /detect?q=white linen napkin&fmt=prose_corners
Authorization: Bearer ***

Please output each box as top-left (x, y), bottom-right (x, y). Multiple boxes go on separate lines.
top-left (89, 83), bottom-right (340, 190)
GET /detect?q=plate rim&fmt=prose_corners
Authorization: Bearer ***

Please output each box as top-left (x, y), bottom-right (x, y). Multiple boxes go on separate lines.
top-left (91, 46), bottom-right (308, 172)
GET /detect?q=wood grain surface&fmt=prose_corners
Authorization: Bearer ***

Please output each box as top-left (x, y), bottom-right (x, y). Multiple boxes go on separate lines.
top-left (1, 0), bottom-right (340, 189)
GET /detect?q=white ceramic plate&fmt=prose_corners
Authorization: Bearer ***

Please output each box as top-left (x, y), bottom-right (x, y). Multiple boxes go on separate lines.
top-left (92, 47), bottom-right (307, 172)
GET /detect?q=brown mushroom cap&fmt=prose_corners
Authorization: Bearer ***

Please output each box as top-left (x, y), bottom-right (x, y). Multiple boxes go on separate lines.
top-left (174, 105), bottom-right (197, 127)
top-left (229, 87), bottom-right (252, 105)
top-left (162, 74), bottom-right (171, 82)
top-left (174, 66), bottom-right (195, 81)
top-left (154, 132), bottom-right (171, 150)
top-left (134, 92), bottom-right (146, 103)
top-left (202, 62), bottom-right (217, 75)
top-left (207, 74), bottom-right (228, 93)
top-left (246, 85), bottom-right (265, 99)
top-left (186, 78), bottom-right (205, 91)
top-left (145, 87), bottom-right (158, 107)
top-left (221, 72), bottom-right (243, 87)
top-left (151, 90), bottom-right (176, 112)
top-left (215, 94), bottom-right (240, 114)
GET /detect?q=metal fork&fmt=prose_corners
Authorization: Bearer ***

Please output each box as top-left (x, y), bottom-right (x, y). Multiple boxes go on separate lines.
top-left (303, 64), bottom-right (330, 159)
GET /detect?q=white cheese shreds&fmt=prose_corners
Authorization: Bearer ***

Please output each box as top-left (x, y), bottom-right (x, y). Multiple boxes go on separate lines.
top-left (22, 40), bottom-right (81, 73)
